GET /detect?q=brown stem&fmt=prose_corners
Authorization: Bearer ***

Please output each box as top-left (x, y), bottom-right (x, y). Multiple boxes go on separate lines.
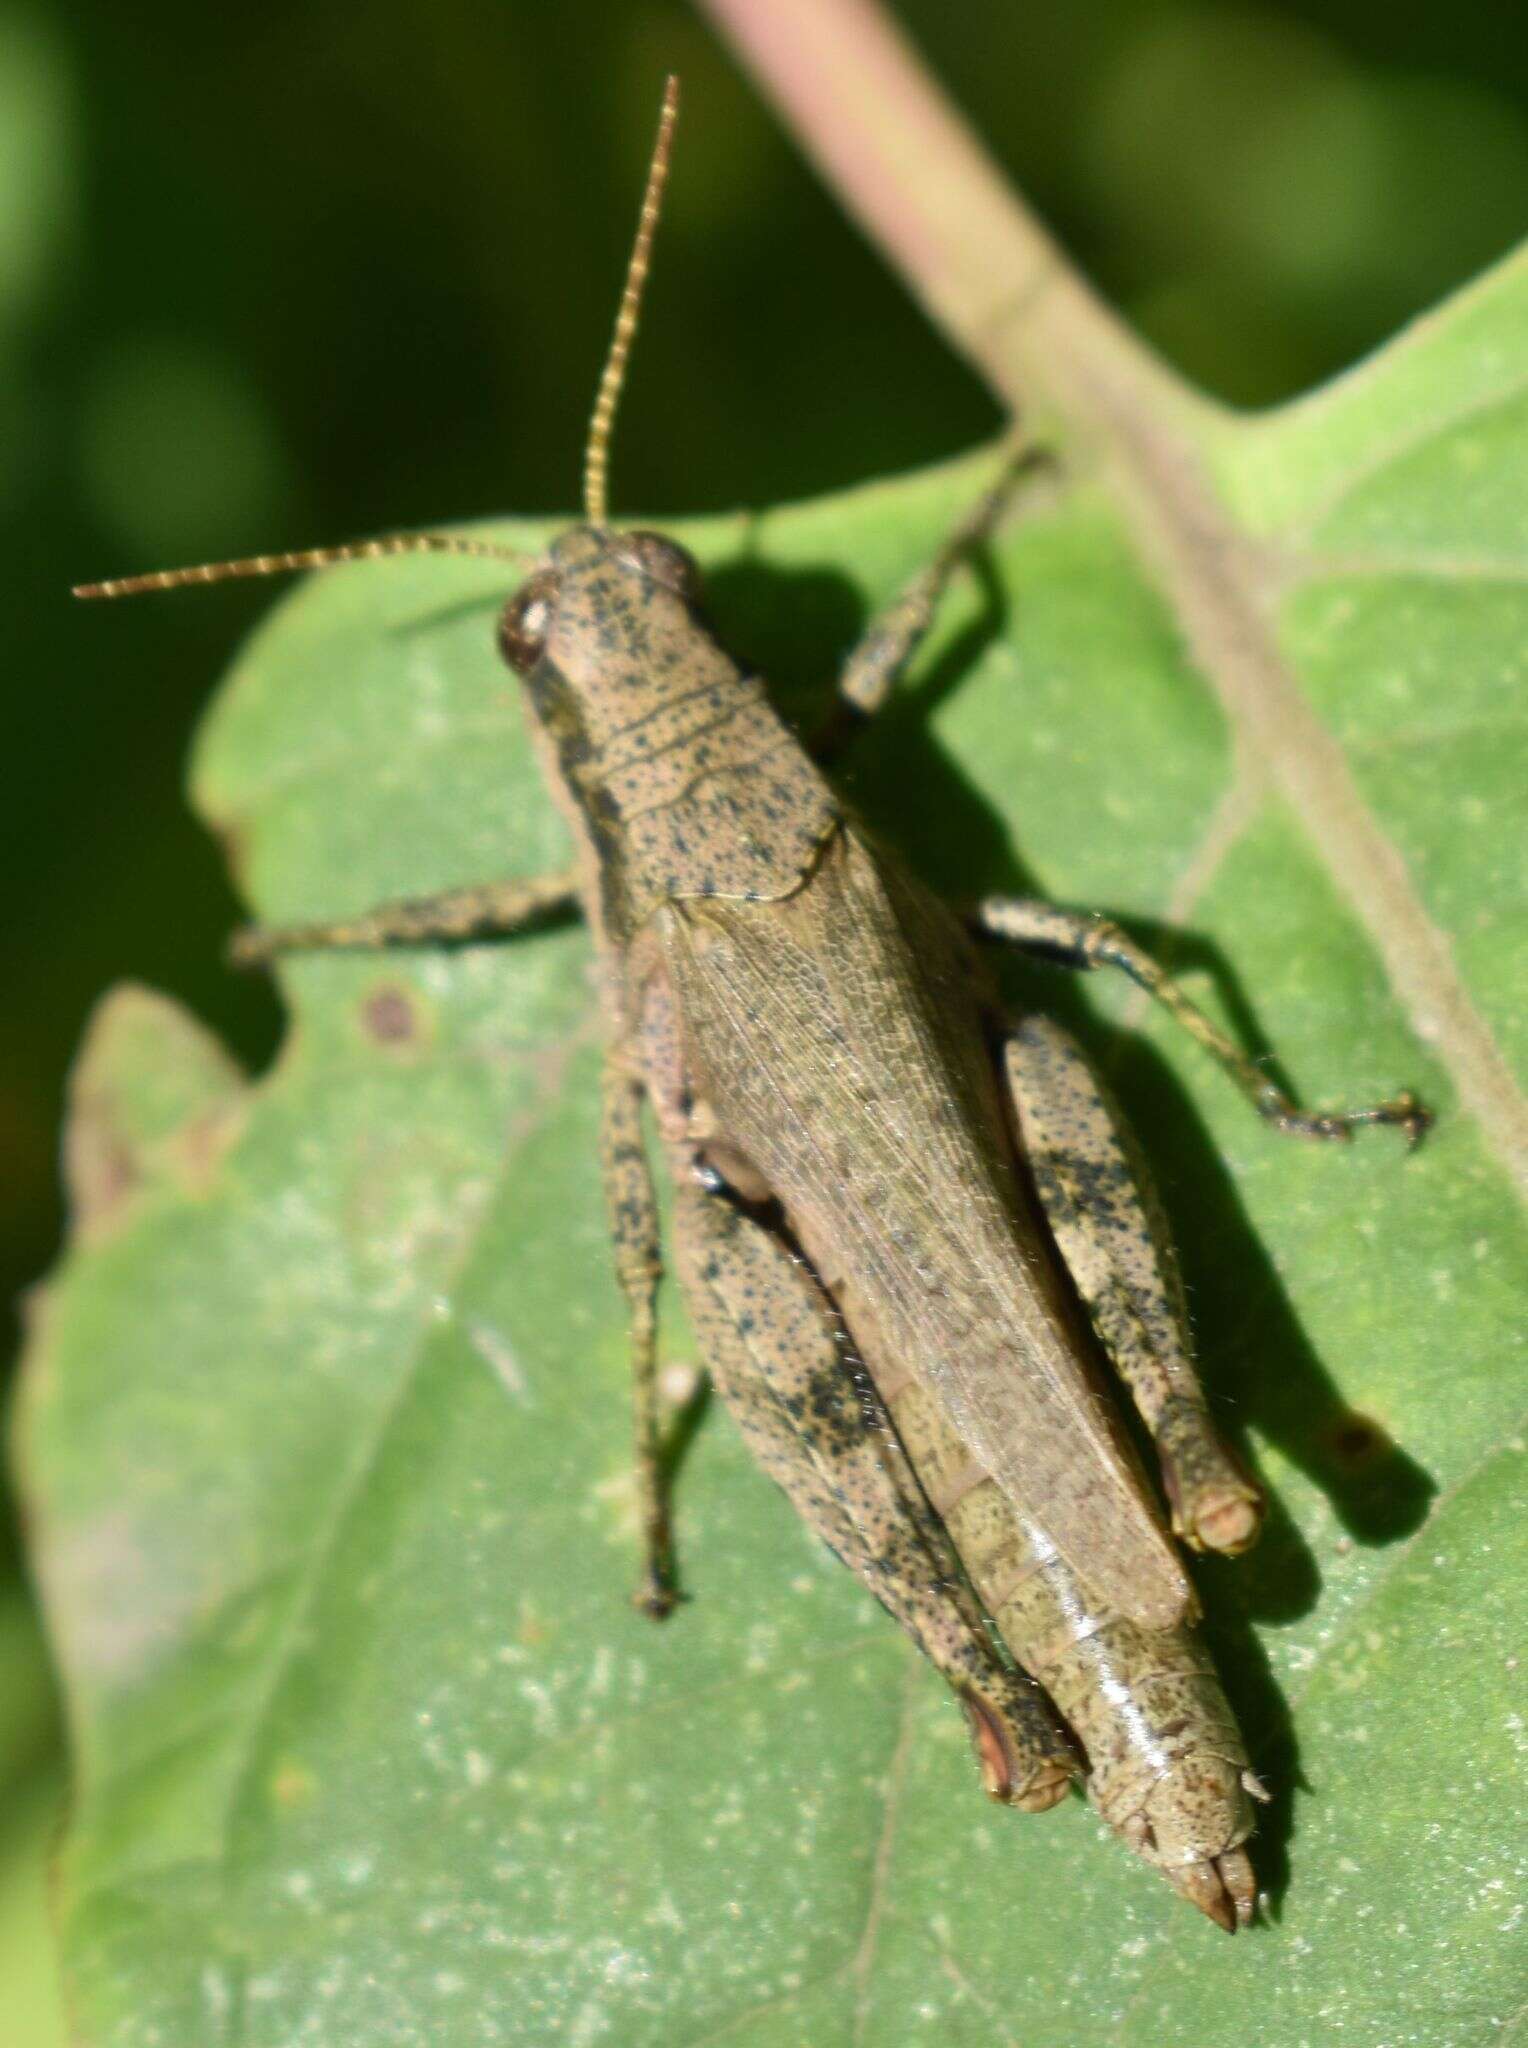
top-left (698, 0), bottom-right (1528, 1185)
top-left (695, 0), bottom-right (1207, 440)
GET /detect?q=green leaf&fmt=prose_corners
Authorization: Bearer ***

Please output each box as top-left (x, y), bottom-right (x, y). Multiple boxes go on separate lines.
top-left (0, 1762), bottom-right (71, 2048)
top-left (18, 246), bottom-right (1527, 2046)
top-left (0, 1587), bottom-right (67, 2048)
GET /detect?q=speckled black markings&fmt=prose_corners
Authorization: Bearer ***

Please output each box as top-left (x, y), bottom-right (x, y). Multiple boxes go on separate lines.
top-left (668, 1175), bottom-right (1077, 1812)
top-left (1002, 1014), bottom-right (1265, 1560)
top-left (216, 83), bottom-right (1434, 1939)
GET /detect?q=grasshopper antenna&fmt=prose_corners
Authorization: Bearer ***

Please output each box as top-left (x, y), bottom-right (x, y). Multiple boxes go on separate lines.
top-left (582, 74), bottom-right (679, 530)
top-left (78, 77), bottom-right (680, 597)
top-left (73, 531), bottom-right (531, 601)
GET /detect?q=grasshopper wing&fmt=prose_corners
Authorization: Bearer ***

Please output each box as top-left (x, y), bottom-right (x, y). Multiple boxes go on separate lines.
top-left (660, 825), bottom-right (1192, 1632)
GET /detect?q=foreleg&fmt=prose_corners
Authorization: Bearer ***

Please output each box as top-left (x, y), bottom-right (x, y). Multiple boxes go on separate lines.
top-left (816, 442), bottom-right (1042, 756)
top-left (230, 869), bottom-right (580, 965)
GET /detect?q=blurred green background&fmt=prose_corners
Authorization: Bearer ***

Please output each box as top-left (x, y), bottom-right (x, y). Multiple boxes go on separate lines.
top-left (4, 2), bottom-right (1525, 2036)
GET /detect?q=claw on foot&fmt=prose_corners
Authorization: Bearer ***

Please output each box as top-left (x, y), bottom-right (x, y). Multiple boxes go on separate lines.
top-left (1166, 1463), bottom-right (1265, 1556)
top-left (632, 1568), bottom-right (680, 1621)
top-left (1258, 1085), bottom-right (1433, 1150)
top-left (1159, 1416), bottom-right (1265, 1558)
top-left (227, 927), bottom-right (272, 971)
top-left (1007, 1765), bottom-right (1075, 1814)
top-left (1388, 1089), bottom-right (1434, 1151)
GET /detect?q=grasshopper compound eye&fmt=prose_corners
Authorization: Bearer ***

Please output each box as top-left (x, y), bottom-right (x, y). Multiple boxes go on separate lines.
top-left (617, 530), bottom-right (701, 600)
top-left (498, 569), bottom-right (560, 675)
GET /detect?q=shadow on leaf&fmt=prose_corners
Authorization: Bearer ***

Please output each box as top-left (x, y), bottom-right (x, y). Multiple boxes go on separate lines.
top-left (699, 544), bottom-right (1440, 1914)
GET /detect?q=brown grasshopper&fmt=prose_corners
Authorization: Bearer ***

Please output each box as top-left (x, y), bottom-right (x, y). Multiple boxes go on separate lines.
top-left (77, 78), bottom-right (1429, 1932)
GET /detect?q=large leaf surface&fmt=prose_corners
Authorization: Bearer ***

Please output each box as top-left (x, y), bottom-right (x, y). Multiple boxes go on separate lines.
top-left (19, 249), bottom-right (1527, 2045)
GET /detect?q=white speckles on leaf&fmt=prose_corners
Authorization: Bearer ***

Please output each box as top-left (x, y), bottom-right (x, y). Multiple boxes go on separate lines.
top-left (467, 1317), bottom-right (531, 1402)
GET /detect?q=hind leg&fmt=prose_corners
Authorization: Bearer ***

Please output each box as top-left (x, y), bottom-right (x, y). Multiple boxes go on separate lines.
top-left (1002, 1014), bottom-right (1263, 1556)
top-left (669, 1173), bottom-right (1077, 1810)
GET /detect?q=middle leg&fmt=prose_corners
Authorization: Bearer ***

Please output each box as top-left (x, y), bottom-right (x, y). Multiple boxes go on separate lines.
top-left (975, 895), bottom-right (1430, 1146)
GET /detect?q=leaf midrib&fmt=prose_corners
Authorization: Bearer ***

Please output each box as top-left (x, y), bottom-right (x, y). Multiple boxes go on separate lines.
top-left (700, 0), bottom-right (1528, 1192)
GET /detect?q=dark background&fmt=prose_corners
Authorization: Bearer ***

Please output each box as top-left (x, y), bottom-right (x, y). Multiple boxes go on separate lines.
top-left (3, 2), bottom-right (1525, 2032)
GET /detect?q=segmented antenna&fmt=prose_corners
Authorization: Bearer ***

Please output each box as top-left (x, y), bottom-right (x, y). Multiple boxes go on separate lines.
top-left (73, 531), bottom-right (529, 601)
top-left (582, 75), bottom-right (679, 529)
top-left (74, 77), bottom-right (681, 600)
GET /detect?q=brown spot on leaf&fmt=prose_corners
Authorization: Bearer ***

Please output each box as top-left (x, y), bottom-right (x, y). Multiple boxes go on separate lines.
top-left (170, 1102), bottom-right (245, 1191)
top-left (65, 1105), bottom-right (140, 1238)
top-left (270, 1759), bottom-right (317, 1808)
top-left (360, 983), bottom-right (425, 1050)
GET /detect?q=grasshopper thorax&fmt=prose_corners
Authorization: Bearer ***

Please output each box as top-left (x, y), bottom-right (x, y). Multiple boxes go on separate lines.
top-left (495, 513), bottom-right (834, 925)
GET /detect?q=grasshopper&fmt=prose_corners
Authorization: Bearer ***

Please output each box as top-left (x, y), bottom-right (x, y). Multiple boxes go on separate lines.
top-left (77, 78), bottom-right (1429, 1932)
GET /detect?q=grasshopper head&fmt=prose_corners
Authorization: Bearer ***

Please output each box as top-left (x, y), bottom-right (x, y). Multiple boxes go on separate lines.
top-left (501, 76), bottom-right (693, 684)
top-left (497, 526), bottom-right (701, 677)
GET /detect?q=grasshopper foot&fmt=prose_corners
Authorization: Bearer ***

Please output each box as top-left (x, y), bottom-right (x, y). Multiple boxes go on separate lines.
top-left (1258, 1085), bottom-right (1432, 1150)
top-left (632, 1558), bottom-right (682, 1622)
top-left (227, 926), bottom-right (273, 971)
